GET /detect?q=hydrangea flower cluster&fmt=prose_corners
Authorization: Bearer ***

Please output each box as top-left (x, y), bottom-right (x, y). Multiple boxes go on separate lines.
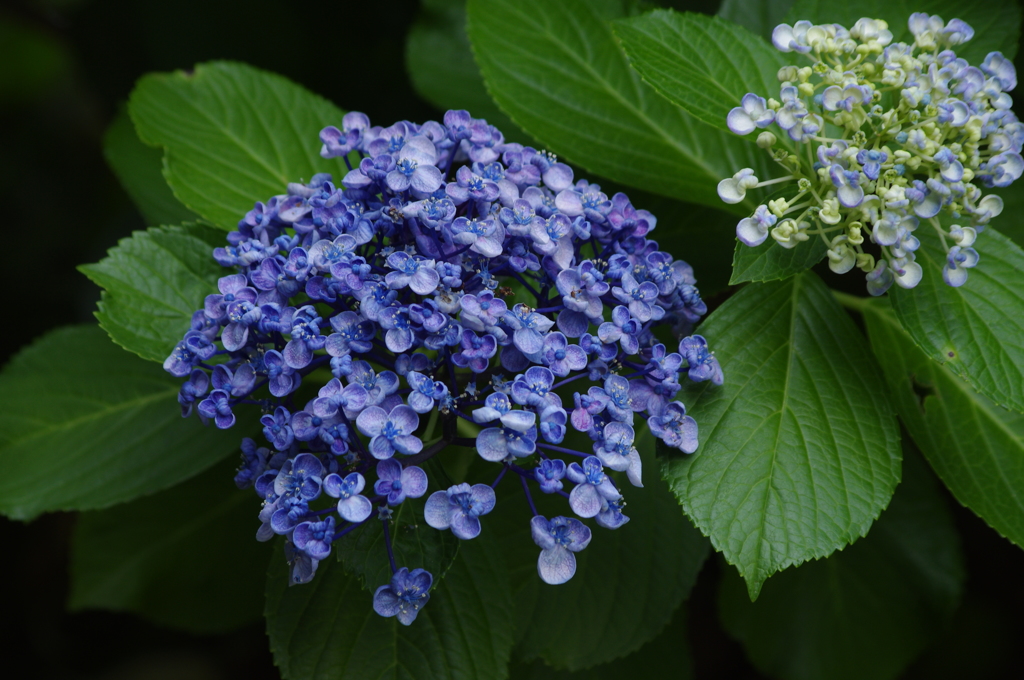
top-left (164, 109), bottom-right (722, 624)
top-left (720, 14), bottom-right (1020, 293)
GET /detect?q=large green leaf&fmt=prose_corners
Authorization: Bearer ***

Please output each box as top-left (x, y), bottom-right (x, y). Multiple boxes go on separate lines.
top-left (69, 456), bottom-right (269, 634)
top-left (613, 11), bottom-right (789, 133)
top-left (730, 232), bottom-right (828, 284)
top-left (509, 603), bottom-right (692, 680)
top-left (860, 296), bottom-right (1024, 548)
top-left (0, 325), bottom-right (241, 520)
top-left (266, 531), bottom-right (514, 680)
top-left (718, 0), bottom-right (796, 42)
top-left (889, 227), bottom-right (1024, 413)
top-left (103, 106), bottom-right (198, 227)
top-left (129, 61), bottom-right (349, 231)
top-left (336, 487), bottom-right (461, 592)
top-left (78, 224), bottom-right (225, 363)
top-left (466, 0), bottom-right (772, 212)
top-left (784, 0), bottom-right (1020, 64)
top-left (504, 428), bottom-right (709, 671)
top-left (663, 272), bottom-right (901, 599)
top-left (719, 447), bottom-right (964, 680)
top-left (406, 0), bottom-right (528, 144)
top-left (989, 183), bottom-right (1024, 246)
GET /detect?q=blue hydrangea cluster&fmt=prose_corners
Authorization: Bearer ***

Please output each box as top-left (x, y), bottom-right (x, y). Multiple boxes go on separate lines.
top-left (164, 109), bottom-right (722, 624)
top-left (720, 14), bottom-right (1019, 294)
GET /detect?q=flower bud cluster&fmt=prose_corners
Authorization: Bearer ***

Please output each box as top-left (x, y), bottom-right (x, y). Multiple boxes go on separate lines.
top-left (720, 14), bottom-right (1019, 293)
top-left (164, 109), bottom-right (722, 623)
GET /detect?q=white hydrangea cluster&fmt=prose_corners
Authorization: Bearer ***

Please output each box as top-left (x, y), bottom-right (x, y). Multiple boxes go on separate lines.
top-left (719, 14), bottom-right (1019, 293)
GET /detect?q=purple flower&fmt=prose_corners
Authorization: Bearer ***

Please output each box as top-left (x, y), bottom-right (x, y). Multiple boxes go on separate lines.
top-left (566, 456), bottom-right (621, 518)
top-left (385, 251), bottom-right (440, 295)
top-left (178, 369), bottom-right (209, 417)
top-left (446, 165), bottom-right (500, 205)
top-left (264, 349), bottom-right (302, 398)
top-left (510, 366), bottom-right (559, 409)
top-left (593, 374), bottom-right (647, 424)
top-left (325, 311), bottom-right (375, 357)
top-left (324, 472), bottom-right (373, 523)
top-left (373, 459), bottom-right (428, 506)
top-left (829, 164), bottom-right (865, 208)
top-left (504, 304), bottom-right (556, 354)
top-left (291, 399), bottom-right (342, 445)
top-left (211, 363), bottom-right (256, 397)
top-left (540, 332), bottom-right (587, 376)
top-left (679, 335), bottom-right (724, 385)
top-left (164, 331), bottom-right (216, 378)
top-left (424, 483), bottom-right (496, 539)
top-left (406, 371), bottom-right (449, 413)
top-left (452, 330), bottom-right (498, 373)
top-left (943, 245), bottom-right (979, 287)
top-left (649, 401), bottom-right (699, 453)
top-left (357, 404), bottom-right (423, 459)
top-left (386, 136), bottom-right (443, 194)
top-left (596, 497), bottom-right (629, 530)
top-left (594, 422), bottom-right (642, 487)
top-left (477, 424), bottom-right (538, 462)
top-left (597, 305), bottom-right (641, 355)
top-left (261, 405), bottom-right (294, 451)
top-left (348, 361), bottom-right (400, 407)
top-left (284, 306), bottom-right (326, 369)
top-left (373, 567), bottom-right (433, 625)
top-left (204, 274), bottom-right (257, 323)
top-left (727, 93), bottom-right (775, 135)
top-left (197, 389), bottom-right (235, 429)
top-left (530, 515), bottom-right (592, 585)
top-left (450, 216), bottom-right (505, 258)
top-left (534, 458), bottom-right (567, 493)
top-left (293, 516), bottom-right (335, 560)
top-left (320, 111), bottom-right (370, 157)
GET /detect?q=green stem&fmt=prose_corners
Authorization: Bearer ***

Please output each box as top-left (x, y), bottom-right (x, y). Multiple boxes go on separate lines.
top-left (832, 289), bottom-right (870, 312)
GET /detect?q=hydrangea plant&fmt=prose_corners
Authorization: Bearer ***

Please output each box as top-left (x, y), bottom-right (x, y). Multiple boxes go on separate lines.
top-left (719, 13), bottom-right (1020, 293)
top-left (165, 107), bottom-right (721, 616)
top-left (4, 1), bottom-right (1024, 679)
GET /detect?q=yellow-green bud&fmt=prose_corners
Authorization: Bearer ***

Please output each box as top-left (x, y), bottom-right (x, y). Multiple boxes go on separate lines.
top-left (768, 197), bottom-right (790, 218)
top-left (756, 131), bottom-right (777, 149)
top-left (777, 66), bottom-right (798, 82)
top-left (848, 224), bottom-right (864, 245)
top-left (856, 252), bottom-right (876, 271)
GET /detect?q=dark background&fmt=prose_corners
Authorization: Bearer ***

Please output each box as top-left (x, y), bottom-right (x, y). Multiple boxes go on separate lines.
top-left (1, 0), bottom-right (1022, 678)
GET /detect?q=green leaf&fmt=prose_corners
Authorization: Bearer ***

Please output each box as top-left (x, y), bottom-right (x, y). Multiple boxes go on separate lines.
top-left (129, 61), bottom-right (350, 231)
top-left (0, 325), bottom-right (241, 520)
top-left (103, 106), bottom-right (198, 226)
top-left (508, 428), bottom-right (709, 671)
top-left (336, 486), bottom-right (461, 592)
top-left (613, 11), bottom-right (789, 133)
top-left (860, 296), bottom-right (1024, 548)
top-left (730, 236), bottom-right (828, 284)
top-left (717, 0), bottom-right (796, 42)
top-left (406, 0), bottom-right (528, 145)
top-left (266, 531), bottom-right (514, 680)
top-left (509, 603), bottom-right (692, 680)
top-left (718, 447), bottom-right (964, 680)
top-left (784, 0), bottom-right (1020, 63)
top-left (988, 183), bottom-right (1024, 246)
top-left (78, 224), bottom-right (225, 363)
top-left (663, 272), bottom-right (901, 599)
top-left (69, 456), bottom-right (269, 634)
top-left (889, 226), bottom-right (1024, 413)
top-left (466, 0), bottom-right (773, 212)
